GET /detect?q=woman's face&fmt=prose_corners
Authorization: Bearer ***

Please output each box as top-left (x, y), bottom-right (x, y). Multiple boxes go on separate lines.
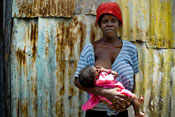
top-left (100, 14), bottom-right (119, 38)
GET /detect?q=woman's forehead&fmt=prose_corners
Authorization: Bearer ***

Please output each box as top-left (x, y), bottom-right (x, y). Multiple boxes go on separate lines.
top-left (101, 14), bottom-right (118, 20)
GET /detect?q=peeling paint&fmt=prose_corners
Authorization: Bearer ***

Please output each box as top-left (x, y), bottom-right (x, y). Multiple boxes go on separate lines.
top-left (21, 99), bottom-right (29, 116)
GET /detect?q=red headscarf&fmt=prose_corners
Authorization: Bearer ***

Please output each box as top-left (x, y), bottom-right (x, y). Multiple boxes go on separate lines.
top-left (96, 2), bottom-right (123, 26)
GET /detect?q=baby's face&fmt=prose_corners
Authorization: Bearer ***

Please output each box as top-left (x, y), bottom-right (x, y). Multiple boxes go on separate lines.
top-left (92, 66), bottom-right (100, 82)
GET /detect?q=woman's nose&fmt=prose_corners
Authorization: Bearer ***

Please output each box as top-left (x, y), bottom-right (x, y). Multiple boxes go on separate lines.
top-left (106, 21), bottom-right (113, 26)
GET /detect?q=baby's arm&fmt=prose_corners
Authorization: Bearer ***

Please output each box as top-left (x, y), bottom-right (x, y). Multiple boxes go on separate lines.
top-left (95, 66), bottom-right (118, 78)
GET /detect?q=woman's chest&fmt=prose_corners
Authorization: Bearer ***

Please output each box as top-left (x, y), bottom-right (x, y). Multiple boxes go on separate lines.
top-left (94, 46), bottom-right (121, 64)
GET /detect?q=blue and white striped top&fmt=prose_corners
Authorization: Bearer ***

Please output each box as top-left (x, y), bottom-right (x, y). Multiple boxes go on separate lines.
top-left (75, 40), bottom-right (139, 91)
top-left (74, 40), bottom-right (139, 114)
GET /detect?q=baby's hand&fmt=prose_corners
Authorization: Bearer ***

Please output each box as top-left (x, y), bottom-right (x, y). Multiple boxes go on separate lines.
top-left (95, 66), bottom-right (107, 72)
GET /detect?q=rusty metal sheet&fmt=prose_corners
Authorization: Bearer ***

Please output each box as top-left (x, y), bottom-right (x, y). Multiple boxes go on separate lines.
top-left (11, 18), bottom-right (38, 117)
top-left (12, 0), bottom-right (175, 46)
top-left (74, 0), bottom-right (116, 14)
top-left (12, 0), bottom-right (76, 18)
top-left (11, 17), bottom-right (175, 117)
top-left (12, 0), bottom-right (150, 42)
top-left (36, 16), bottom-right (101, 117)
top-left (119, 0), bottom-right (149, 42)
top-left (147, 0), bottom-right (175, 48)
top-left (10, 1), bottom-right (175, 117)
top-left (132, 43), bottom-right (175, 117)
top-left (11, 15), bottom-right (101, 116)
top-left (12, 0), bottom-right (116, 17)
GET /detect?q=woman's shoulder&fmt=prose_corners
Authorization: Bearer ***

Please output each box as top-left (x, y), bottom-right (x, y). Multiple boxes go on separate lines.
top-left (81, 43), bottom-right (94, 55)
top-left (83, 43), bottom-right (93, 48)
top-left (123, 40), bottom-right (137, 50)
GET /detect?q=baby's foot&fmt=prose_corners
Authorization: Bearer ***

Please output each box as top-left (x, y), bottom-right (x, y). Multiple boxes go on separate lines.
top-left (135, 112), bottom-right (145, 117)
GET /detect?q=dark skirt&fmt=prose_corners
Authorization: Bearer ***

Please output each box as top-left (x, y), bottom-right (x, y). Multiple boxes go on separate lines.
top-left (85, 110), bottom-right (128, 117)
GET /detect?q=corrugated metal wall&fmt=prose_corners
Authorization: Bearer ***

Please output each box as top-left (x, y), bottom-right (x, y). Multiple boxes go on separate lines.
top-left (8, 0), bottom-right (175, 117)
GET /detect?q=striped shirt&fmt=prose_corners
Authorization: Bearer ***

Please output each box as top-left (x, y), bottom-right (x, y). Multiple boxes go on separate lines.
top-left (74, 40), bottom-right (139, 114)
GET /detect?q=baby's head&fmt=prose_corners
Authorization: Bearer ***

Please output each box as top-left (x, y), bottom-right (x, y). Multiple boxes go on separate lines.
top-left (78, 66), bottom-right (98, 87)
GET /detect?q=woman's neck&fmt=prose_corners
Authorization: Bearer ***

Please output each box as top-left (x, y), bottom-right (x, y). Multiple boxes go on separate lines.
top-left (101, 36), bottom-right (121, 44)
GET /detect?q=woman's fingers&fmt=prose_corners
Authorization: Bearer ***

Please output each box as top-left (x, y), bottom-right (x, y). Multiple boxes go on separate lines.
top-left (110, 94), bottom-right (131, 110)
top-left (113, 94), bottom-right (128, 104)
top-left (103, 88), bottom-right (131, 111)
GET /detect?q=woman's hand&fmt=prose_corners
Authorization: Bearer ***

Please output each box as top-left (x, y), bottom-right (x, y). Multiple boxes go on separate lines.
top-left (103, 88), bottom-right (131, 111)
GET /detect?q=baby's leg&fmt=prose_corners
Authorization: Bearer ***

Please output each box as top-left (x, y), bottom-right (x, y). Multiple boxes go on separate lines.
top-left (132, 95), bottom-right (144, 105)
top-left (131, 95), bottom-right (145, 117)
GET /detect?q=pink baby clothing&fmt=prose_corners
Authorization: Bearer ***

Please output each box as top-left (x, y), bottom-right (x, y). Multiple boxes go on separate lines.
top-left (82, 72), bottom-right (133, 111)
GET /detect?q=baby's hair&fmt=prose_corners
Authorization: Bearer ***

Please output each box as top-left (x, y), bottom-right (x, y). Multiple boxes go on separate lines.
top-left (78, 66), bottom-right (95, 87)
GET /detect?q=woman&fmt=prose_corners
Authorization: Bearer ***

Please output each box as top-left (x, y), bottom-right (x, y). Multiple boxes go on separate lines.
top-left (74, 2), bottom-right (139, 117)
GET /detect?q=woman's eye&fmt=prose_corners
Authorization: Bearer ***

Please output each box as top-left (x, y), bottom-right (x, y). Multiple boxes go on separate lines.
top-left (102, 20), bottom-right (107, 24)
top-left (101, 19), bottom-right (118, 24)
top-left (111, 20), bottom-right (116, 23)
top-left (111, 20), bottom-right (117, 23)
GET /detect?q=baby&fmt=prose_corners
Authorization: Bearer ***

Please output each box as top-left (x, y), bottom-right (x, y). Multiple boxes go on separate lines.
top-left (78, 65), bottom-right (145, 117)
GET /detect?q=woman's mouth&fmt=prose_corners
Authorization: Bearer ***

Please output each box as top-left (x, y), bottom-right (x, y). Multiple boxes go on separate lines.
top-left (106, 29), bottom-right (114, 32)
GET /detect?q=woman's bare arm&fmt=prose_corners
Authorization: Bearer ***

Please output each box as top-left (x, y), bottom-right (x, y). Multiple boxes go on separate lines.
top-left (74, 77), bottom-right (130, 111)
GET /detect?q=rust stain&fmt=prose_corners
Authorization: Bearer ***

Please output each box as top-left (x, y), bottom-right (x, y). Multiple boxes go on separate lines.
top-left (59, 86), bottom-right (65, 96)
top-left (16, 47), bottom-right (26, 68)
top-left (21, 99), bottom-right (29, 117)
top-left (17, 0), bottom-right (37, 17)
top-left (31, 76), bottom-right (37, 117)
top-left (39, 0), bottom-right (50, 16)
top-left (51, 0), bottom-right (56, 15)
top-left (74, 17), bottom-right (86, 53)
top-left (38, 0), bottom-right (44, 16)
top-left (78, 90), bottom-right (83, 116)
top-left (17, 99), bottom-right (19, 117)
top-left (55, 99), bottom-right (63, 116)
top-left (79, 21), bottom-right (85, 52)
top-left (30, 23), bottom-right (38, 62)
top-left (16, 47), bottom-right (27, 76)
top-left (90, 20), bottom-right (98, 43)
top-left (55, 16), bottom-right (87, 115)
top-left (45, 31), bottom-right (50, 58)
top-left (14, 0), bottom-right (75, 17)
top-left (60, 0), bottom-right (65, 16)
top-left (55, 20), bottom-right (66, 113)
top-left (56, 22), bottom-right (65, 103)
top-left (55, 70), bottom-right (64, 116)
top-left (56, 21), bottom-right (66, 61)
top-left (67, 18), bottom-right (87, 102)
top-left (67, 0), bottom-right (71, 17)
top-left (45, 99), bottom-right (48, 116)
